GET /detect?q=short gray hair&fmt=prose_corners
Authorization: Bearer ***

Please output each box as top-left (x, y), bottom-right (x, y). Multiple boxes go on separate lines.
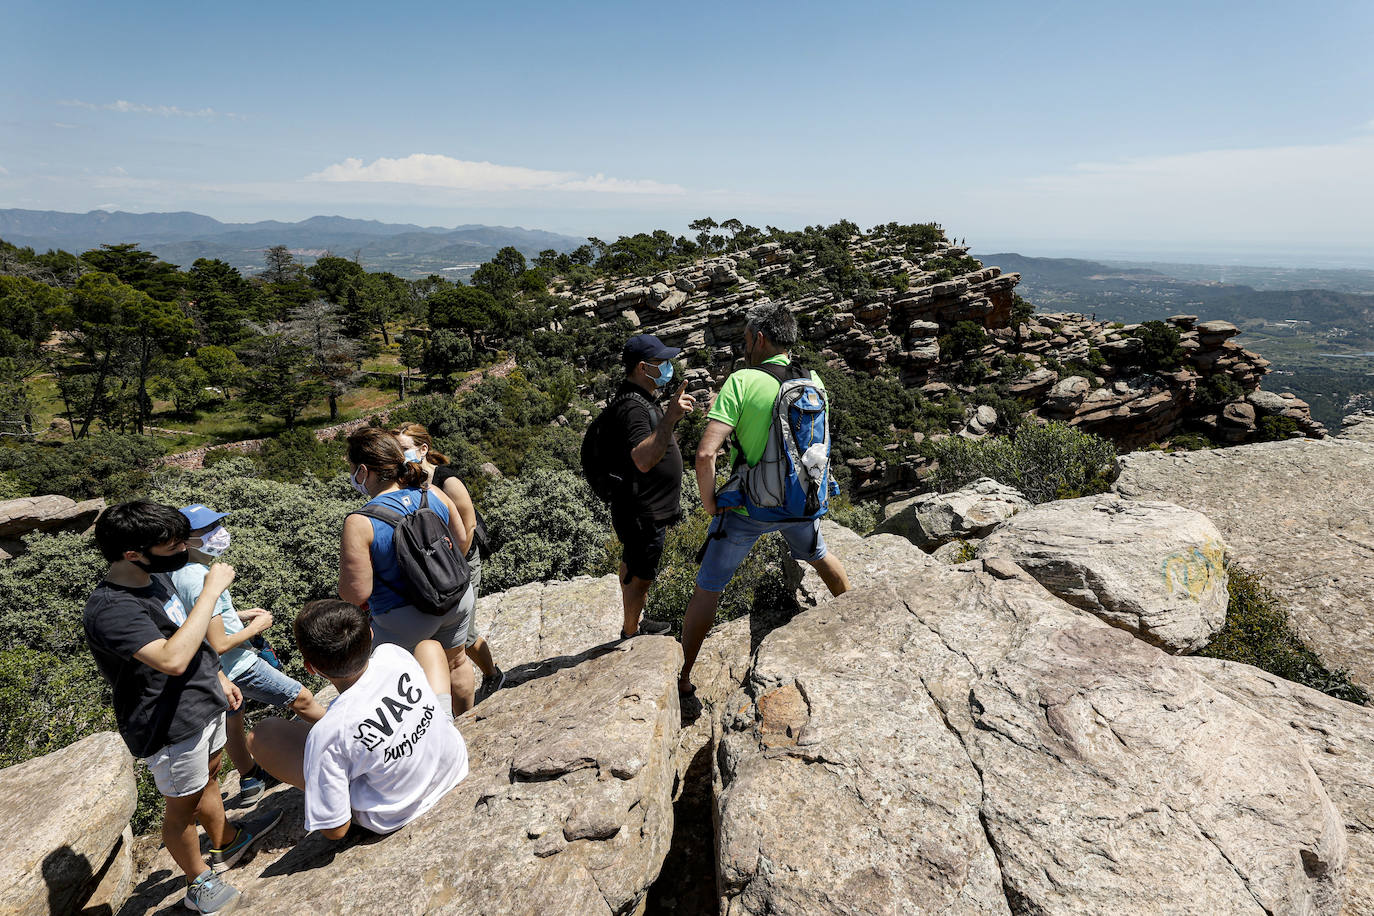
top-left (745, 300), bottom-right (797, 347)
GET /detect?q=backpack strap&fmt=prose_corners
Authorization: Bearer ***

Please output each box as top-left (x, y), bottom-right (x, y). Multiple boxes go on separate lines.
top-left (728, 362), bottom-right (812, 464)
top-left (350, 501), bottom-right (407, 528)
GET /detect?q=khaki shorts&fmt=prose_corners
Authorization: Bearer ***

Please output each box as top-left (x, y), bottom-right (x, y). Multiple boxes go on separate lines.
top-left (144, 712), bottom-right (227, 798)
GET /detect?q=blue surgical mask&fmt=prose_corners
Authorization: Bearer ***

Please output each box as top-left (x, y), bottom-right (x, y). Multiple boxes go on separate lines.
top-left (403, 447), bottom-right (421, 464)
top-left (350, 466), bottom-right (370, 498)
top-left (653, 361), bottom-right (674, 388)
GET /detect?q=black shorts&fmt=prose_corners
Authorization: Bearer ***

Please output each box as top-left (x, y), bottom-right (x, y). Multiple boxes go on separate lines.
top-left (611, 506), bottom-right (674, 583)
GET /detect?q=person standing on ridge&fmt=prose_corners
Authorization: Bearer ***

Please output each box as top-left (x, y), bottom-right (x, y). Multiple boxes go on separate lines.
top-left (393, 423), bottom-right (505, 696)
top-left (583, 333), bottom-right (698, 640)
top-left (677, 302), bottom-right (850, 696)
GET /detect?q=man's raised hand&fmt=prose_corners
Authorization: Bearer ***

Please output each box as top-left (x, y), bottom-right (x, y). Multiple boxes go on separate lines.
top-left (666, 381), bottom-right (697, 423)
top-left (204, 562), bottom-right (236, 594)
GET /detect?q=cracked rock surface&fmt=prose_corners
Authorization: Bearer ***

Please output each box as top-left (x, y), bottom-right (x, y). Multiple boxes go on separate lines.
top-left (121, 574), bottom-right (682, 916)
top-left (716, 522), bottom-right (1354, 914)
top-left (0, 731), bottom-right (135, 915)
top-left (1114, 425), bottom-right (1374, 690)
top-left (977, 494), bottom-right (1230, 653)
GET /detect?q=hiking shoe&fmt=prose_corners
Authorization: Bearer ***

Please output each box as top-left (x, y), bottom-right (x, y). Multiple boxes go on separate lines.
top-left (485, 667), bottom-right (506, 693)
top-left (236, 775), bottom-right (265, 806)
top-left (621, 617), bottom-right (672, 639)
top-left (208, 809), bottom-right (283, 873)
top-left (184, 869), bottom-right (240, 913)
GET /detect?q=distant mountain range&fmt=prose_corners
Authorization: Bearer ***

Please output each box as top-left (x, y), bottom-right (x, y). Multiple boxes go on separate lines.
top-left (0, 209), bottom-right (586, 279)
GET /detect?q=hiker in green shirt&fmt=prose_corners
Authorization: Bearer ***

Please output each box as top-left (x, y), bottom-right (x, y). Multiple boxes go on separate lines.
top-left (678, 301), bottom-right (851, 697)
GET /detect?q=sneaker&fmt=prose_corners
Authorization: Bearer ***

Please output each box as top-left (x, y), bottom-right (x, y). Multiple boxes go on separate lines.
top-left (236, 775), bottom-right (265, 806)
top-left (621, 617), bottom-right (672, 639)
top-left (184, 869), bottom-right (240, 913)
top-left (208, 809), bottom-right (284, 873)
top-left (485, 667), bottom-right (506, 693)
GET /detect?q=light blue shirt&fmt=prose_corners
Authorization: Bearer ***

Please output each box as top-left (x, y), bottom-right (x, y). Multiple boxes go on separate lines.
top-left (169, 562), bottom-right (256, 680)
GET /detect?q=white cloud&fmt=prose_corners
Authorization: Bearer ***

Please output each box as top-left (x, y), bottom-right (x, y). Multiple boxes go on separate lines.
top-left (58, 99), bottom-right (242, 119)
top-left (0, 164), bottom-right (8, 176)
top-left (306, 153), bottom-right (686, 195)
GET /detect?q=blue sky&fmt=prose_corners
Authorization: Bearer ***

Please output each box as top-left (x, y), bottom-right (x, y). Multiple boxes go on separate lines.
top-left (2, 0), bottom-right (1372, 264)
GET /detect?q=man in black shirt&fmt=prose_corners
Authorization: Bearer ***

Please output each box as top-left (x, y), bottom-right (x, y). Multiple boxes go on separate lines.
top-left (84, 501), bottom-right (280, 913)
top-left (608, 334), bottom-right (697, 638)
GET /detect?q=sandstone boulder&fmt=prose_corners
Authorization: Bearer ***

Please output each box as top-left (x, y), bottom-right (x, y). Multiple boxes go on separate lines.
top-left (875, 477), bottom-right (1030, 550)
top-left (1114, 433), bottom-right (1374, 690)
top-left (0, 495), bottom-right (104, 539)
top-left (979, 495), bottom-right (1229, 653)
top-left (1041, 375), bottom-right (1090, 415)
top-left (1006, 367), bottom-right (1058, 398)
top-left (724, 533), bottom-right (1348, 914)
top-left (0, 731), bottom-right (135, 916)
top-left (123, 636), bottom-right (683, 916)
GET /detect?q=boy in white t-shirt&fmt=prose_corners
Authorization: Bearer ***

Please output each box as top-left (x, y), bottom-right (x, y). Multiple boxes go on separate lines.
top-left (248, 599), bottom-right (468, 838)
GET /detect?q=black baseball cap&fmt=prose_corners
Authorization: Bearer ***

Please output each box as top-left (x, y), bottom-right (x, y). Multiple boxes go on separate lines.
top-left (622, 334), bottom-right (681, 368)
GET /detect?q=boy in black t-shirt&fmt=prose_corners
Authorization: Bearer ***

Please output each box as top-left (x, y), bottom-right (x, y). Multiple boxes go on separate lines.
top-left (84, 501), bottom-right (281, 914)
top-left (607, 334), bottom-right (697, 639)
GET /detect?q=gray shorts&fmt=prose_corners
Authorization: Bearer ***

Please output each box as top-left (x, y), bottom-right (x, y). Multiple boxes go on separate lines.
top-left (144, 712), bottom-right (227, 798)
top-left (371, 583), bottom-right (475, 653)
top-left (465, 553), bottom-right (483, 648)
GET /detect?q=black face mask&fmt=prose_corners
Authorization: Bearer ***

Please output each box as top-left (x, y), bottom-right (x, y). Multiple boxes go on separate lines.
top-left (132, 549), bottom-right (191, 574)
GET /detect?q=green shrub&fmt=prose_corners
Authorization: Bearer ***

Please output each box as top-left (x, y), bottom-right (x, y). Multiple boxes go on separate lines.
top-left (1197, 374), bottom-right (1244, 407)
top-left (1128, 321), bottom-right (1185, 373)
top-left (1200, 564), bottom-right (1368, 704)
top-left (0, 433), bottom-right (164, 500)
top-left (827, 496), bottom-right (883, 536)
top-left (480, 469), bottom-right (612, 593)
top-left (1258, 415), bottom-right (1299, 441)
top-left (929, 421), bottom-right (1117, 503)
top-left (256, 428), bottom-right (346, 483)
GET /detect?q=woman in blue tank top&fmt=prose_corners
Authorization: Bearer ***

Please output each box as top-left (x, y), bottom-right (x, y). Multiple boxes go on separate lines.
top-left (337, 428), bottom-right (477, 713)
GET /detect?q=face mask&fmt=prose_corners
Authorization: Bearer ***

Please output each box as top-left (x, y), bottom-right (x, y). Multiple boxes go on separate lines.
top-left (653, 361), bottom-right (674, 388)
top-left (403, 447), bottom-right (421, 464)
top-left (133, 549), bottom-right (191, 574)
top-left (350, 466), bottom-right (371, 498)
top-left (199, 526), bottom-right (232, 557)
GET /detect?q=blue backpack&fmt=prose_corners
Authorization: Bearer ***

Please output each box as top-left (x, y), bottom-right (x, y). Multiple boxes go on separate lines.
top-left (715, 362), bottom-right (840, 521)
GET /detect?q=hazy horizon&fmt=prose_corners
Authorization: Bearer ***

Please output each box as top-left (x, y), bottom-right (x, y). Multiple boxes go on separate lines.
top-left (3, 0), bottom-right (1371, 266)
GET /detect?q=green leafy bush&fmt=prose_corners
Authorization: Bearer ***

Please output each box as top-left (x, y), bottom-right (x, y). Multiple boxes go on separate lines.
top-left (0, 433), bottom-right (164, 500)
top-left (480, 469), bottom-right (612, 593)
top-left (827, 496), bottom-right (883, 536)
top-left (1128, 321), bottom-right (1185, 373)
top-left (1200, 564), bottom-right (1368, 704)
top-left (929, 421), bottom-right (1117, 504)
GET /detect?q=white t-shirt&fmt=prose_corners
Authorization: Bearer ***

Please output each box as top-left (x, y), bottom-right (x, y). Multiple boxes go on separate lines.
top-left (302, 644), bottom-right (468, 835)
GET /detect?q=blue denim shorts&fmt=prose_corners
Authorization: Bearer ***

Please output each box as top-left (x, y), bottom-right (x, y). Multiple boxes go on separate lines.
top-left (695, 512), bottom-right (827, 593)
top-left (232, 656), bottom-right (305, 709)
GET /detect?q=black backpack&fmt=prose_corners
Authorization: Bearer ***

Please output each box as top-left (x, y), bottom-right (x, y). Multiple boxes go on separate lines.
top-left (469, 507), bottom-right (491, 561)
top-left (580, 390), bottom-right (654, 503)
top-left (350, 491), bottom-right (471, 616)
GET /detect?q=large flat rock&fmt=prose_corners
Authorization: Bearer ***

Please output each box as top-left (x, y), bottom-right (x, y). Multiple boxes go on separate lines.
top-left (719, 530), bottom-right (1353, 914)
top-left (1114, 433), bottom-right (1374, 688)
top-left (0, 731), bottom-right (135, 916)
top-left (978, 494), bottom-right (1229, 653)
top-left (1188, 656), bottom-right (1374, 916)
top-left (121, 636), bottom-right (683, 916)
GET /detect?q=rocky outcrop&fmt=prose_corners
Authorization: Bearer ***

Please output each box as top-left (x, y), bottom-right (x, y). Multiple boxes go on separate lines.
top-left (875, 477), bottom-right (1029, 550)
top-left (0, 496), bottom-right (104, 558)
top-left (0, 731), bottom-right (135, 916)
top-left (119, 571), bottom-right (683, 915)
top-left (977, 495), bottom-right (1230, 653)
top-left (123, 635), bottom-right (682, 916)
top-left (1114, 426), bottom-right (1374, 690)
top-left (561, 227), bottom-right (1321, 501)
top-left (717, 523), bottom-right (1357, 914)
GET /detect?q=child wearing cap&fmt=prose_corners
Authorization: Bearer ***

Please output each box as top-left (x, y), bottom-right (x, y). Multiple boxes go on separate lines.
top-left (170, 503), bottom-right (328, 805)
